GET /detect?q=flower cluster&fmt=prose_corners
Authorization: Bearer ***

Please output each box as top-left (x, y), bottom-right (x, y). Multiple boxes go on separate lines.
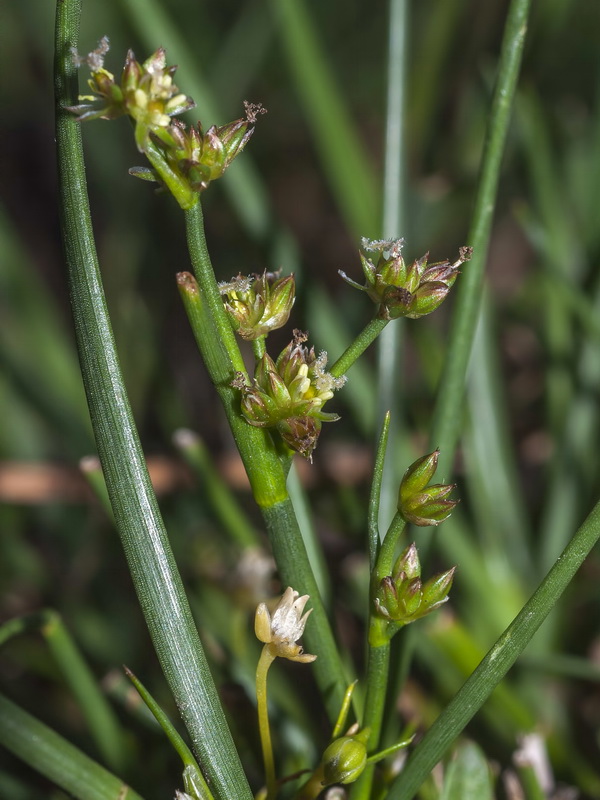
top-left (219, 271), bottom-right (295, 340)
top-left (69, 39), bottom-right (265, 201)
top-left (340, 238), bottom-right (473, 320)
top-left (147, 101), bottom-right (265, 193)
top-left (255, 587), bottom-right (316, 663)
top-left (233, 330), bottom-right (346, 459)
top-left (69, 40), bottom-right (194, 151)
top-left (398, 449), bottom-right (458, 526)
top-left (373, 542), bottom-right (455, 628)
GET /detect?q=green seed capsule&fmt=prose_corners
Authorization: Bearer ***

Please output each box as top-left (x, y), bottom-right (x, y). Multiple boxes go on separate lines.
top-left (322, 736), bottom-right (367, 785)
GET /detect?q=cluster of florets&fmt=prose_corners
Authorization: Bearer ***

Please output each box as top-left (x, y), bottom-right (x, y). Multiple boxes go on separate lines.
top-left (373, 542), bottom-right (455, 631)
top-left (69, 40), bottom-right (195, 151)
top-left (340, 238), bottom-right (472, 320)
top-left (219, 271), bottom-right (295, 340)
top-left (146, 100), bottom-right (265, 194)
top-left (232, 330), bottom-right (346, 459)
top-left (68, 38), bottom-right (264, 202)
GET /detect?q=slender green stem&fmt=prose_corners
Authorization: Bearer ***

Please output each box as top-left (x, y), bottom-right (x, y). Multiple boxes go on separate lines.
top-left (330, 318), bottom-right (389, 379)
top-left (287, 463), bottom-right (331, 605)
top-left (332, 681), bottom-right (358, 739)
top-left (368, 412), bottom-right (391, 571)
top-left (366, 737), bottom-right (414, 765)
top-left (429, 0), bottom-right (532, 477)
top-left (125, 669), bottom-right (216, 800)
top-left (181, 204), bottom-right (290, 506)
top-left (0, 693), bottom-right (143, 800)
top-left (0, 610), bottom-right (126, 771)
top-left (361, 643), bottom-right (391, 749)
top-left (361, 643), bottom-right (391, 744)
top-left (180, 208), bottom-right (348, 720)
top-left (350, 515), bottom-right (406, 800)
top-left (54, 4), bottom-right (251, 798)
top-left (144, 139), bottom-right (197, 210)
top-left (256, 646), bottom-right (277, 800)
top-left (376, 513), bottom-right (406, 581)
top-left (262, 498), bottom-right (349, 721)
top-left (184, 203), bottom-right (247, 373)
top-left (350, 515), bottom-right (405, 800)
top-left (377, 0), bottom-right (409, 529)
top-left (124, 668), bottom-right (196, 770)
top-left (387, 494), bottom-right (600, 800)
top-left (294, 765), bottom-right (326, 800)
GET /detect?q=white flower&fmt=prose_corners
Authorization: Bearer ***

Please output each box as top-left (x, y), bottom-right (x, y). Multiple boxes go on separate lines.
top-left (254, 587), bottom-right (317, 663)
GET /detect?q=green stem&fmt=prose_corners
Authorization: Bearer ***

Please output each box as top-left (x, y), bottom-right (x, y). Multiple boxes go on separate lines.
top-left (351, 517), bottom-right (406, 800)
top-left (180, 207), bottom-right (348, 721)
top-left (287, 463), bottom-right (331, 605)
top-left (0, 693), bottom-right (143, 800)
top-left (125, 669), bottom-right (216, 800)
top-left (361, 643), bottom-right (391, 742)
top-left (54, 4), bottom-right (251, 798)
top-left (330, 318), bottom-right (389, 379)
top-left (262, 498), bottom-right (349, 721)
top-left (387, 494), bottom-right (600, 800)
top-left (376, 0), bottom-right (409, 529)
top-left (376, 513), bottom-right (406, 581)
top-left (144, 139), bottom-right (197, 210)
top-left (353, 643), bottom-right (391, 800)
top-left (294, 764), bottom-right (326, 800)
top-left (0, 610), bottom-right (126, 772)
top-left (368, 412), bottom-right (392, 571)
top-left (429, 0), bottom-right (532, 477)
top-left (256, 646), bottom-right (277, 800)
top-left (184, 203), bottom-right (247, 373)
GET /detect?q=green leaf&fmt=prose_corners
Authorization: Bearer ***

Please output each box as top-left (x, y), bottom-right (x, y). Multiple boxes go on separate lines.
top-left (0, 693), bottom-right (143, 800)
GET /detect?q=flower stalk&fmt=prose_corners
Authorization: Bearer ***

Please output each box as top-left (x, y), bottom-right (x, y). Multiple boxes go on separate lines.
top-left (254, 589), bottom-right (317, 799)
top-left (256, 646), bottom-right (278, 800)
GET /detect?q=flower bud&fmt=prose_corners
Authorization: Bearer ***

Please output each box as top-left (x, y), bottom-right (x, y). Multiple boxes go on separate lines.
top-left (398, 451), bottom-right (458, 526)
top-left (392, 541), bottom-right (421, 580)
top-left (322, 734), bottom-right (368, 785)
top-left (277, 416), bottom-right (323, 461)
top-left (421, 567), bottom-right (456, 611)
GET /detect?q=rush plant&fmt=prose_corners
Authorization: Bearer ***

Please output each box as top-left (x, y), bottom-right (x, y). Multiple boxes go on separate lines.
top-left (2, 0), bottom-right (600, 799)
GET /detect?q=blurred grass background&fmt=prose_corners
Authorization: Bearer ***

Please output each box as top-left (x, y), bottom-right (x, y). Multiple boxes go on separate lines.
top-left (2, 0), bottom-right (600, 797)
